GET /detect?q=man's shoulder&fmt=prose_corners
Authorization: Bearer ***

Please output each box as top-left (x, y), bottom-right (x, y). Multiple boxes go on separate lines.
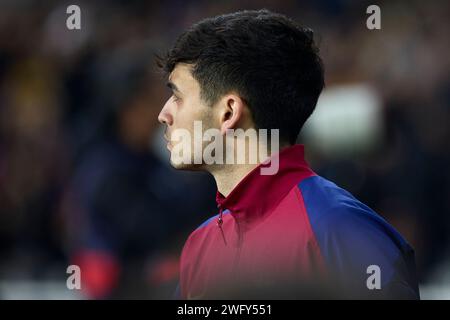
top-left (294, 175), bottom-right (404, 246)
top-left (297, 175), bottom-right (382, 226)
top-left (296, 174), bottom-right (412, 257)
top-left (295, 175), bottom-right (418, 298)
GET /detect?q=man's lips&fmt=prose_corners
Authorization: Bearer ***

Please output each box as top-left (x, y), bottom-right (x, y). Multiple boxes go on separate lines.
top-left (164, 134), bottom-right (172, 150)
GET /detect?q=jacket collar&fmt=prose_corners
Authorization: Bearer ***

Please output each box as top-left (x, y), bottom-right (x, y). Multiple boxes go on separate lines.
top-left (215, 144), bottom-right (315, 224)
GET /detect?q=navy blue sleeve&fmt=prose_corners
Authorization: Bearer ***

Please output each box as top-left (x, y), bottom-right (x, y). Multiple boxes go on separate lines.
top-left (299, 176), bottom-right (419, 299)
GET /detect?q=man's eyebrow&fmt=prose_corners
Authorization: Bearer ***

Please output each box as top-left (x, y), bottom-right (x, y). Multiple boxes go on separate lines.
top-left (166, 81), bottom-right (181, 93)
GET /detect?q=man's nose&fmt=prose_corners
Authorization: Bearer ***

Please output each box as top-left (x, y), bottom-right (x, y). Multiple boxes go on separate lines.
top-left (158, 101), bottom-right (173, 125)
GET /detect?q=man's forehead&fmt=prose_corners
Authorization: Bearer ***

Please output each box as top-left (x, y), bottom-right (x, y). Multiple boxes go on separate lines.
top-left (169, 63), bottom-right (195, 84)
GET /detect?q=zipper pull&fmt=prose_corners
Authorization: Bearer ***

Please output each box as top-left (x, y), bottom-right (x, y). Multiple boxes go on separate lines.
top-left (217, 204), bottom-right (227, 246)
top-left (217, 204), bottom-right (223, 227)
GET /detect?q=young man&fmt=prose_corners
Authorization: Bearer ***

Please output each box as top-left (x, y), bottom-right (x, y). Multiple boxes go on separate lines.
top-left (157, 9), bottom-right (419, 299)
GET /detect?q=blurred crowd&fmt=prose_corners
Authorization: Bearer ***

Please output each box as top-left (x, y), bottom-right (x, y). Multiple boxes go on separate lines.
top-left (0, 0), bottom-right (449, 299)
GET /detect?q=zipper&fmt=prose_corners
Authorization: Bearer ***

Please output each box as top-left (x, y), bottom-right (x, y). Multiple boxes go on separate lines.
top-left (217, 204), bottom-right (227, 246)
top-left (217, 204), bottom-right (224, 227)
top-left (233, 215), bottom-right (244, 271)
top-left (217, 204), bottom-right (244, 281)
top-left (230, 211), bottom-right (244, 286)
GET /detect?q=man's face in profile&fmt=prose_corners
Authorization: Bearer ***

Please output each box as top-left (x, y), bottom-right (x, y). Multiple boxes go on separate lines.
top-left (158, 63), bottom-right (216, 170)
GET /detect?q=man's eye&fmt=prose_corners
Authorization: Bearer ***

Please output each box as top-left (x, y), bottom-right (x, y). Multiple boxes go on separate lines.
top-left (172, 94), bottom-right (180, 102)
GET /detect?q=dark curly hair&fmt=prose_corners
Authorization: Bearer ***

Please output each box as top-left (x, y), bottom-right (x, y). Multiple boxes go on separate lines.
top-left (157, 9), bottom-right (324, 145)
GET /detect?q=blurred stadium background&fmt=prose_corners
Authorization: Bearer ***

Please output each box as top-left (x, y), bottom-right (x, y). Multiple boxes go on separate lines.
top-left (0, 0), bottom-right (449, 299)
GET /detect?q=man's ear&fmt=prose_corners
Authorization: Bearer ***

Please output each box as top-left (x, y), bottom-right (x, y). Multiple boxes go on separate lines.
top-left (218, 94), bottom-right (245, 135)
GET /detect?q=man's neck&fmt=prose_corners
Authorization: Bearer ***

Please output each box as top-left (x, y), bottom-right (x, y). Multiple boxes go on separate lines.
top-left (208, 142), bottom-right (291, 197)
top-left (210, 163), bottom-right (260, 197)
